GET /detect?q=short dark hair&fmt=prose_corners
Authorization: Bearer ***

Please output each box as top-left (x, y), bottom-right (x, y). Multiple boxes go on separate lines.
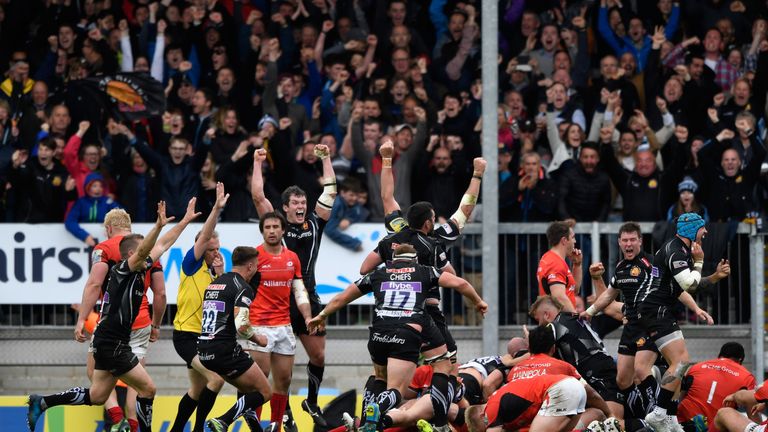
top-left (718, 342), bottom-right (745, 364)
top-left (528, 325), bottom-right (556, 355)
top-left (618, 222), bottom-right (642, 237)
top-left (339, 177), bottom-right (363, 193)
top-left (281, 185), bottom-right (307, 206)
top-left (406, 201), bottom-right (434, 229)
top-left (39, 137), bottom-right (57, 151)
top-left (546, 221), bottom-right (571, 248)
top-left (259, 211), bottom-right (287, 232)
top-left (581, 141), bottom-right (600, 153)
top-left (197, 87), bottom-right (214, 104)
top-left (232, 246), bottom-right (259, 266)
top-left (119, 234), bottom-right (144, 258)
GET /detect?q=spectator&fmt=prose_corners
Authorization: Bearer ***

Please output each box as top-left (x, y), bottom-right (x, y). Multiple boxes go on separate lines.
top-left (506, 152), bottom-right (559, 222)
top-left (557, 142), bottom-right (612, 222)
top-left (325, 177), bottom-right (369, 251)
top-left (64, 172), bottom-right (121, 246)
top-left (667, 176), bottom-right (709, 222)
top-left (62, 121), bottom-right (112, 198)
top-left (413, 144), bottom-right (469, 221)
top-left (8, 138), bottom-right (72, 222)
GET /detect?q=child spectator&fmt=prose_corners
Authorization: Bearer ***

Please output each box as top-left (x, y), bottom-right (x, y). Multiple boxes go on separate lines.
top-left (64, 173), bottom-right (121, 246)
top-left (325, 178), bottom-right (369, 251)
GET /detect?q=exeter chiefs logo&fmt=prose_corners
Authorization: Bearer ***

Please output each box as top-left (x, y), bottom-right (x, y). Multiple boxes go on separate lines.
top-left (99, 76), bottom-right (148, 113)
top-left (630, 266), bottom-right (640, 277)
top-left (636, 337), bottom-right (646, 347)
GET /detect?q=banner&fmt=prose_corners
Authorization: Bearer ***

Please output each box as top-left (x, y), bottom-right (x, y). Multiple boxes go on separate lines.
top-left (0, 394), bottom-right (348, 432)
top-left (68, 73), bottom-right (166, 121)
top-left (0, 223), bottom-right (389, 305)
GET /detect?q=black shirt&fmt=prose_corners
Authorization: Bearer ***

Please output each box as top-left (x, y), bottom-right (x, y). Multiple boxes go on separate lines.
top-left (374, 228), bottom-right (450, 300)
top-left (460, 356), bottom-right (511, 379)
top-left (610, 251), bottom-right (655, 321)
top-left (93, 258), bottom-right (153, 344)
top-left (550, 312), bottom-right (609, 368)
top-left (384, 210), bottom-right (461, 249)
top-left (640, 236), bottom-right (691, 308)
top-left (198, 272), bottom-right (254, 347)
top-left (283, 212), bottom-right (327, 294)
top-left (355, 259), bottom-right (442, 327)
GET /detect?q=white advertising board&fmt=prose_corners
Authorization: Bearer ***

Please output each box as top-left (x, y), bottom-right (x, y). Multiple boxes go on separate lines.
top-left (0, 223), bottom-right (389, 304)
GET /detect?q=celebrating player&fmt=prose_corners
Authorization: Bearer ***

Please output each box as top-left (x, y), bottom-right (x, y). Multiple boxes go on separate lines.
top-left (639, 213), bottom-right (725, 432)
top-left (537, 221), bottom-right (582, 312)
top-left (28, 200), bottom-right (199, 432)
top-left (309, 244), bottom-right (486, 432)
top-left (199, 246), bottom-right (273, 432)
top-left (170, 183), bottom-right (229, 432)
top-left (73, 208), bottom-right (166, 432)
top-left (251, 144), bottom-right (336, 425)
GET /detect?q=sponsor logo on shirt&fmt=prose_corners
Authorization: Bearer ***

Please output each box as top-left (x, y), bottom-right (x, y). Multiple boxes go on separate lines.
top-left (203, 300), bottom-right (226, 312)
top-left (510, 368), bottom-right (548, 381)
top-left (672, 260), bottom-right (688, 269)
top-left (651, 266), bottom-right (660, 277)
top-left (386, 267), bottom-right (416, 273)
top-left (207, 284), bottom-right (227, 290)
top-left (371, 332), bottom-right (406, 344)
top-left (381, 281), bottom-right (422, 292)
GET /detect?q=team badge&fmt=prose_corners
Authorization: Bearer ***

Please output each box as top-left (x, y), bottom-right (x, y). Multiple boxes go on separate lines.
top-left (303, 222), bottom-right (309, 230)
top-left (52, 176), bottom-right (62, 187)
top-left (630, 266), bottom-right (640, 277)
top-left (647, 179), bottom-right (658, 189)
top-left (636, 337), bottom-right (646, 347)
top-left (735, 175), bottom-right (743, 184)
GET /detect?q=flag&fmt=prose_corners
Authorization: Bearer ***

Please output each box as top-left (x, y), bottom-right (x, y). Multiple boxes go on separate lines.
top-left (69, 73), bottom-right (166, 122)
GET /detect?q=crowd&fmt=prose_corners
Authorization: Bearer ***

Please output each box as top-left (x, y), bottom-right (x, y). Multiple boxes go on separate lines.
top-left (0, 0), bottom-right (766, 250)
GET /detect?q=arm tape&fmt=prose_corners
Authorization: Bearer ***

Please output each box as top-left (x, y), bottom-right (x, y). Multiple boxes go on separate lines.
top-left (293, 279), bottom-right (310, 305)
top-left (235, 307), bottom-right (254, 339)
top-left (317, 177), bottom-right (337, 209)
top-left (673, 268), bottom-right (702, 292)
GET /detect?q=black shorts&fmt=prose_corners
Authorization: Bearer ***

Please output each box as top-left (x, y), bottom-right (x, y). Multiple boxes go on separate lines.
top-left (459, 372), bottom-right (484, 405)
top-left (420, 314), bottom-right (447, 354)
top-left (92, 339), bottom-right (139, 377)
top-left (580, 355), bottom-right (622, 403)
top-left (173, 330), bottom-right (200, 368)
top-left (198, 342), bottom-right (254, 380)
top-left (618, 320), bottom-right (659, 356)
top-left (368, 325), bottom-right (422, 366)
top-left (590, 314), bottom-right (623, 339)
top-left (290, 292), bottom-right (327, 336)
top-left (639, 305), bottom-right (682, 348)
top-left (425, 304), bottom-right (457, 357)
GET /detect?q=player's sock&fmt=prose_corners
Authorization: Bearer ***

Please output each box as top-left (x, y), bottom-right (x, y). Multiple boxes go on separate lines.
top-left (107, 406), bottom-right (125, 424)
top-left (667, 399), bottom-right (678, 415)
top-left (380, 414), bottom-right (394, 429)
top-left (270, 393), bottom-right (289, 428)
top-left (362, 376), bottom-right (386, 414)
top-left (430, 373), bottom-right (451, 426)
top-left (638, 375), bottom-right (659, 409)
top-left (655, 387), bottom-right (674, 414)
top-left (452, 408), bottom-right (466, 426)
top-left (194, 387), bottom-right (219, 432)
top-left (136, 396), bottom-right (154, 432)
top-left (170, 393), bottom-right (197, 432)
top-left (376, 389), bottom-right (402, 413)
top-left (218, 392), bottom-right (266, 426)
top-left (42, 387), bottom-right (92, 408)
top-left (307, 362), bottom-right (325, 405)
top-left (128, 418), bottom-right (139, 432)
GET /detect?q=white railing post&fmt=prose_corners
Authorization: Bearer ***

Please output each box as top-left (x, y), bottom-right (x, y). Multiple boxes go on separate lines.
top-left (751, 231), bottom-right (765, 382)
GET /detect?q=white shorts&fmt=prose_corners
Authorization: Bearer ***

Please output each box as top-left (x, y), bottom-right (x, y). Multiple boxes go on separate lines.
top-left (88, 325), bottom-right (152, 359)
top-left (745, 423), bottom-right (768, 432)
top-left (538, 377), bottom-right (587, 417)
top-left (242, 325), bottom-right (296, 355)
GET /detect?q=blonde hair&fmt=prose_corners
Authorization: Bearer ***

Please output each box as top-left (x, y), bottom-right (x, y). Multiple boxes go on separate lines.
top-left (528, 295), bottom-right (562, 318)
top-left (465, 405), bottom-right (487, 432)
top-left (103, 208), bottom-right (132, 231)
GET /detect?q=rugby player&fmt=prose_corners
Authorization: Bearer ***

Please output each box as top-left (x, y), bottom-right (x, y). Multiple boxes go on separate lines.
top-left (537, 221), bottom-right (583, 313)
top-left (170, 183), bottom-right (229, 432)
top-left (73, 209), bottom-right (166, 432)
top-left (245, 211), bottom-right (313, 431)
top-left (28, 200), bottom-right (199, 432)
top-left (199, 246), bottom-right (274, 432)
top-left (251, 144), bottom-right (336, 426)
top-left (308, 244), bottom-right (487, 432)
top-left (639, 213), bottom-right (723, 432)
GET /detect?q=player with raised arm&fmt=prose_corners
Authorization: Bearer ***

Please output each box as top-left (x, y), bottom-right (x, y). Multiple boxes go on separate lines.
top-left (536, 221), bottom-right (583, 313)
top-left (73, 209), bottom-right (166, 432)
top-left (308, 244), bottom-right (487, 432)
top-left (199, 246), bottom-right (273, 432)
top-left (251, 144), bottom-right (335, 426)
top-left (639, 213), bottom-right (724, 432)
top-left (28, 200), bottom-right (200, 432)
top-left (170, 183), bottom-right (229, 432)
